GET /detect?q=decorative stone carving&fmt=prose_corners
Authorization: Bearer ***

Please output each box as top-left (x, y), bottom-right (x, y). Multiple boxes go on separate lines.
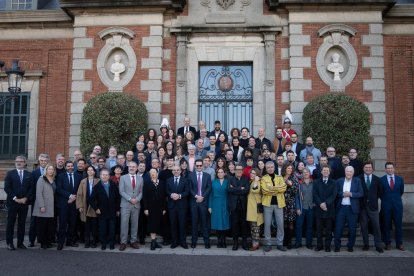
top-left (97, 27), bottom-right (137, 92)
top-left (217, 0), bottom-right (235, 10)
top-left (316, 24), bottom-right (358, 92)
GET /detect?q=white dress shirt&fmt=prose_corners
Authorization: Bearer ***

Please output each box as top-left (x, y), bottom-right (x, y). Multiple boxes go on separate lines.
top-left (341, 178), bottom-right (352, 205)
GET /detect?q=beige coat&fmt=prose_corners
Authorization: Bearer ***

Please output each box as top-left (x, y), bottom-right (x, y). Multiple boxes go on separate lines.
top-left (33, 176), bottom-right (55, 218)
top-left (76, 177), bottom-right (99, 222)
top-left (246, 180), bottom-right (264, 226)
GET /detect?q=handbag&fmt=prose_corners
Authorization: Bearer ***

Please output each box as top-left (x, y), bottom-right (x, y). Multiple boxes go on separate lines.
top-left (257, 203), bottom-right (263, 213)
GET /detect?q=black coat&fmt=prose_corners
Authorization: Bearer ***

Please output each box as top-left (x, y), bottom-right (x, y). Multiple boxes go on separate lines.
top-left (358, 174), bottom-right (382, 211)
top-left (313, 178), bottom-right (337, 219)
top-left (228, 176), bottom-right (250, 212)
top-left (142, 179), bottom-right (167, 233)
top-left (56, 171), bottom-right (81, 209)
top-left (4, 169), bottom-right (33, 208)
top-left (90, 181), bottom-right (120, 219)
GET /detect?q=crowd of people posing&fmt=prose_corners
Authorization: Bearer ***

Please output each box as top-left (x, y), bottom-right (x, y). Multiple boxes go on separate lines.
top-left (4, 118), bottom-right (405, 253)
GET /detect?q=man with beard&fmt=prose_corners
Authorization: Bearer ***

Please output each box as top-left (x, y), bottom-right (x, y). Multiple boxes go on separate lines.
top-left (299, 137), bottom-right (321, 164)
top-left (273, 127), bottom-right (286, 155)
top-left (209, 120), bottom-right (227, 140)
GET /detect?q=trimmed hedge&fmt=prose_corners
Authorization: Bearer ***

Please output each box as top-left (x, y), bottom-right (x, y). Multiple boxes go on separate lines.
top-left (80, 92), bottom-right (148, 156)
top-left (302, 93), bottom-right (371, 161)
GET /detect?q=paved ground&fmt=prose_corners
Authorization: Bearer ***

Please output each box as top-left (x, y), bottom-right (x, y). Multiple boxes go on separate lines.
top-left (1, 209), bottom-right (414, 275)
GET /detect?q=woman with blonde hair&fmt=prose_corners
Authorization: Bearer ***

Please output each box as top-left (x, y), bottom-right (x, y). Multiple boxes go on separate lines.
top-left (246, 168), bottom-right (264, 251)
top-left (33, 163), bottom-right (56, 249)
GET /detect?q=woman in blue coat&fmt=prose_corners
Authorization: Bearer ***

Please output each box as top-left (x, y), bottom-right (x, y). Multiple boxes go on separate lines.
top-left (208, 168), bottom-right (230, 248)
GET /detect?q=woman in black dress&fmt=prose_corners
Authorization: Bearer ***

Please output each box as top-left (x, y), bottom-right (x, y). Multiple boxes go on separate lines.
top-left (143, 168), bottom-right (167, 250)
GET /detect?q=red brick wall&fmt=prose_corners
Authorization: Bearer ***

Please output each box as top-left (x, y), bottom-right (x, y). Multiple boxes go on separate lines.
top-left (162, 35), bottom-right (177, 130)
top-left (0, 39), bottom-right (73, 161)
top-left (384, 35), bottom-right (414, 182)
top-left (275, 35), bottom-right (290, 126)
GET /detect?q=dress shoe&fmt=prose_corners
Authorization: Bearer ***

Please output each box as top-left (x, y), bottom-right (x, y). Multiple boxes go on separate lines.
top-left (119, 243), bottom-right (127, 251)
top-left (334, 247), bottom-right (340, 252)
top-left (191, 243), bottom-right (196, 249)
top-left (162, 240), bottom-right (171, 246)
top-left (306, 245), bottom-right (313, 250)
top-left (294, 244), bottom-right (302, 249)
top-left (384, 244), bottom-right (391, 250)
top-left (57, 244), bottom-right (63, 250)
top-left (155, 241), bottom-right (162, 249)
top-left (47, 244), bottom-right (53, 248)
top-left (314, 247), bottom-right (323, 252)
top-left (41, 244), bottom-right (47, 249)
top-left (205, 243), bottom-right (210, 249)
top-left (109, 245), bottom-right (115, 250)
top-left (131, 242), bottom-right (140, 249)
top-left (181, 243), bottom-right (189, 249)
top-left (287, 244), bottom-right (293, 250)
top-left (7, 244), bottom-right (16, 251)
top-left (66, 242), bottom-right (78, 247)
top-left (232, 240), bottom-right (239, 251)
top-left (397, 245), bottom-right (405, 251)
top-left (29, 242), bottom-right (35, 248)
top-left (17, 244), bottom-right (27, 249)
top-left (101, 245), bottom-right (107, 250)
top-left (376, 247), bottom-right (384, 253)
top-left (277, 245), bottom-right (287, 252)
top-left (139, 238), bottom-right (146, 245)
top-left (150, 240), bottom-right (156, 250)
top-left (91, 243), bottom-right (97, 248)
top-left (347, 247), bottom-right (353, 252)
top-left (263, 245), bottom-right (272, 252)
top-left (170, 243), bottom-right (178, 249)
top-left (325, 247), bottom-right (331, 252)
top-left (362, 245), bottom-right (369, 251)
top-left (242, 241), bottom-right (249, 251)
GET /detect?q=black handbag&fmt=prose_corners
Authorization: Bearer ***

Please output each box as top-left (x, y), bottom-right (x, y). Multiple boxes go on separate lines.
top-left (257, 203), bottom-right (263, 213)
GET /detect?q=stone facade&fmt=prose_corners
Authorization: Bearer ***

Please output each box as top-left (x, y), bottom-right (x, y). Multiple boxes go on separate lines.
top-left (0, 0), bottom-right (413, 221)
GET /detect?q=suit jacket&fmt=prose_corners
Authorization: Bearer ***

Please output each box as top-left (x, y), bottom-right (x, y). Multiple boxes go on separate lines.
top-left (119, 174), bottom-right (143, 209)
top-left (31, 167), bottom-right (44, 204)
top-left (358, 174), bottom-right (382, 211)
top-left (313, 178), bottom-right (337, 218)
top-left (209, 129), bottom-right (228, 141)
top-left (255, 137), bottom-right (273, 152)
top-left (76, 177), bottom-right (99, 221)
top-left (380, 174), bottom-right (404, 211)
top-left (56, 171), bottom-right (81, 209)
top-left (4, 169), bottom-right (34, 208)
top-left (177, 125), bottom-right (196, 136)
top-left (228, 176), bottom-right (250, 212)
top-left (166, 176), bottom-right (190, 209)
top-left (293, 142), bottom-right (305, 162)
top-left (90, 180), bottom-right (120, 219)
top-left (335, 177), bottom-right (364, 214)
top-left (189, 171), bottom-right (212, 205)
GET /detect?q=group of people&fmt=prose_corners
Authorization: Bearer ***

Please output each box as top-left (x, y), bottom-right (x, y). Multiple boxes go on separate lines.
top-left (4, 117), bottom-right (405, 253)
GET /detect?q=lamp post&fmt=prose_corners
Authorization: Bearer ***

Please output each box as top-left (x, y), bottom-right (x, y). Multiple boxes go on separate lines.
top-left (0, 59), bottom-right (25, 106)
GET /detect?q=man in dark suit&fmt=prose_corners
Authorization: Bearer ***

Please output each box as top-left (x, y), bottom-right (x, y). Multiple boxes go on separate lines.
top-left (166, 165), bottom-right (190, 249)
top-left (91, 169), bottom-right (120, 250)
top-left (228, 164), bottom-right (250, 250)
top-left (29, 153), bottom-right (49, 247)
top-left (208, 120), bottom-right (228, 141)
top-left (56, 160), bottom-right (81, 250)
top-left (334, 166), bottom-right (364, 252)
top-left (313, 165), bottom-right (337, 252)
top-left (381, 162), bottom-right (405, 251)
top-left (4, 156), bottom-right (34, 250)
top-left (358, 161), bottom-right (383, 253)
top-left (177, 117), bottom-right (196, 137)
top-left (290, 132), bottom-right (305, 162)
top-left (189, 159), bottom-right (212, 248)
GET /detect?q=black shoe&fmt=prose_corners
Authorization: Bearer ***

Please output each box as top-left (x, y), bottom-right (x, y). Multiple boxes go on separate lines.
top-left (7, 244), bottom-right (16, 251)
top-left (101, 245), bottom-right (106, 250)
top-left (263, 245), bottom-right (272, 252)
top-left (334, 247), bottom-right (340, 252)
top-left (287, 244), bottom-right (293, 250)
top-left (277, 245), bottom-right (287, 252)
top-left (162, 240), bottom-right (171, 246)
top-left (91, 243), bottom-right (97, 248)
top-left (325, 247), bottom-right (331, 252)
top-left (306, 245), bottom-right (313, 250)
top-left (232, 240), bottom-right (239, 251)
top-left (170, 243), bottom-right (178, 249)
top-left (150, 240), bottom-right (156, 250)
top-left (57, 244), bottom-right (63, 250)
top-left (109, 245), bottom-right (115, 250)
top-left (347, 247), bottom-right (353, 252)
top-left (205, 242), bottom-right (210, 249)
top-left (29, 242), bottom-right (35, 248)
top-left (191, 243), bottom-right (196, 249)
top-left (47, 244), bottom-right (53, 248)
top-left (66, 242), bottom-right (78, 247)
top-left (139, 238), bottom-right (146, 245)
top-left (294, 244), bottom-right (302, 249)
top-left (155, 241), bottom-right (162, 249)
top-left (41, 244), bottom-right (47, 249)
top-left (362, 245), bottom-right (369, 251)
top-left (242, 241), bottom-right (249, 251)
top-left (314, 247), bottom-right (323, 252)
top-left (376, 247), bottom-right (384, 253)
top-left (181, 243), bottom-right (189, 249)
top-left (17, 244), bottom-right (27, 249)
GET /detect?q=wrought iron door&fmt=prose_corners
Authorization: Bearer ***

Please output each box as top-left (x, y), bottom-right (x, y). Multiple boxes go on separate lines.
top-left (199, 64), bottom-right (253, 134)
top-left (0, 93), bottom-right (30, 159)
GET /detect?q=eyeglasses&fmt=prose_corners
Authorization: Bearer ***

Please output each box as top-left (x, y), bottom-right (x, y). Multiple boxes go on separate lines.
top-left (90, 156), bottom-right (96, 159)
top-left (195, 165), bottom-right (203, 167)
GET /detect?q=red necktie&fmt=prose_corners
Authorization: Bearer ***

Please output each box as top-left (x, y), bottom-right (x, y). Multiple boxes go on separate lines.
top-left (132, 175), bottom-right (136, 190)
top-left (390, 176), bottom-right (394, 191)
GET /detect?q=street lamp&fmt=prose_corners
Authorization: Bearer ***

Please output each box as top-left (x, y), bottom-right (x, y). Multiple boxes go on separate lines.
top-left (0, 59), bottom-right (25, 105)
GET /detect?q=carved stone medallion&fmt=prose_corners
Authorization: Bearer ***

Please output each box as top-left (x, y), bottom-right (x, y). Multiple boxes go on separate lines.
top-left (216, 0), bottom-right (235, 10)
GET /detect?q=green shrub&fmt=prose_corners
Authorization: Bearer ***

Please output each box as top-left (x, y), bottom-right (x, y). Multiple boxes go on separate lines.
top-left (80, 92), bottom-right (148, 156)
top-left (302, 93), bottom-right (371, 161)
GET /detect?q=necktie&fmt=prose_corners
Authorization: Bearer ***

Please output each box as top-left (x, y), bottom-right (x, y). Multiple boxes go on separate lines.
top-left (366, 176), bottom-right (371, 189)
top-left (19, 170), bottom-right (23, 184)
top-left (69, 173), bottom-right (73, 190)
top-left (390, 176), bottom-right (394, 191)
top-left (132, 175), bottom-right (136, 190)
top-left (175, 177), bottom-right (179, 186)
top-left (40, 167), bottom-right (44, 176)
top-left (197, 173), bottom-right (202, 196)
top-left (323, 179), bottom-right (327, 184)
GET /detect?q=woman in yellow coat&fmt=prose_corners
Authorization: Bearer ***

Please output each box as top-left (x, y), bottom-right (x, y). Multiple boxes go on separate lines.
top-left (76, 166), bottom-right (99, 248)
top-left (246, 168), bottom-right (264, 251)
